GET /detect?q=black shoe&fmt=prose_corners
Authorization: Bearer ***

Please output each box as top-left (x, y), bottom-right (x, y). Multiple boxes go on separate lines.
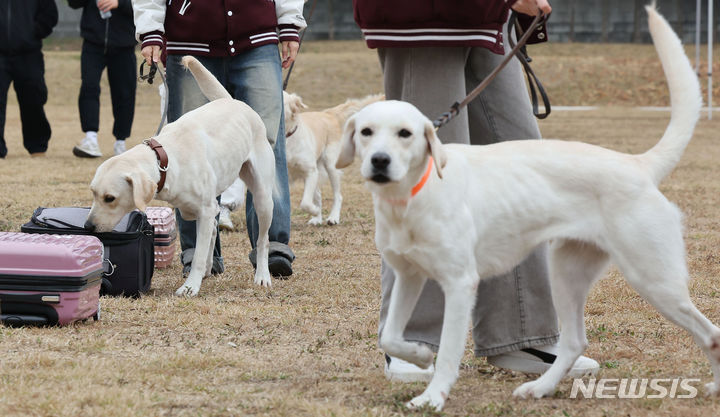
top-left (248, 242), bottom-right (295, 278)
top-left (268, 255), bottom-right (293, 277)
top-left (182, 257), bottom-right (225, 278)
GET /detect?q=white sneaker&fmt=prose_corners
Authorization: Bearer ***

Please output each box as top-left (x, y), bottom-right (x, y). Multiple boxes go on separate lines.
top-left (486, 344), bottom-right (599, 378)
top-left (73, 137), bottom-right (102, 158)
top-left (113, 140), bottom-right (126, 156)
top-left (218, 205), bottom-right (234, 231)
top-left (384, 354), bottom-right (434, 383)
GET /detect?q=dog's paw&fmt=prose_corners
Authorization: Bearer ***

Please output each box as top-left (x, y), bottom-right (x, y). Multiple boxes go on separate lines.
top-left (326, 215), bottom-right (339, 226)
top-left (254, 271), bottom-right (272, 287)
top-left (175, 285), bottom-right (199, 297)
top-left (300, 201), bottom-right (321, 216)
top-left (308, 216), bottom-right (323, 226)
top-left (406, 390), bottom-right (446, 411)
top-left (512, 380), bottom-right (554, 399)
top-left (705, 382), bottom-right (720, 396)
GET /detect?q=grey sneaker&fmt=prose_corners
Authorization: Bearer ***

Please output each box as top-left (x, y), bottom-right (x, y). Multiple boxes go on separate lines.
top-left (218, 205), bottom-right (234, 231)
top-left (384, 354), bottom-right (434, 383)
top-left (73, 138), bottom-right (102, 158)
top-left (113, 140), bottom-right (126, 156)
top-left (487, 344), bottom-right (600, 378)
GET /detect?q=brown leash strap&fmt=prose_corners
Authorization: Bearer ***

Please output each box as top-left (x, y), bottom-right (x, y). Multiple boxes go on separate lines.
top-left (143, 138), bottom-right (169, 193)
top-left (432, 11), bottom-right (548, 129)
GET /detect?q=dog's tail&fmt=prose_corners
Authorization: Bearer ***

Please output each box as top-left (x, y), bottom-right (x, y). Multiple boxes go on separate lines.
top-left (181, 56), bottom-right (232, 101)
top-left (638, 3), bottom-right (702, 185)
top-left (326, 93), bottom-right (385, 124)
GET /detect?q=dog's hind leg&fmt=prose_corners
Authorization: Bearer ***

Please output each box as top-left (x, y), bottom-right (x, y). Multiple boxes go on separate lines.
top-left (205, 217), bottom-right (218, 276)
top-left (240, 150), bottom-right (274, 287)
top-left (513, 239), bottom-right (609, 399)
top-left (608, 198), bottom-right (720, 396)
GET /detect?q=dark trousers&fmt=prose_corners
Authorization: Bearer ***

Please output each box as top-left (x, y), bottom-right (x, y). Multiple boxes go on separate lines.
top-left (0, 51), bottom-right (51, 157)
top-left (78, 41), bottom-right (136, 140)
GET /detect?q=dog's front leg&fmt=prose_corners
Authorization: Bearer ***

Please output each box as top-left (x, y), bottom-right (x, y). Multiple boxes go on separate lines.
top-left (299, 167), bottom-right (320, 217)
top-left (379, 259), bottom-right (434, 368)
top-left (407, 275), bottom-right (477, 411)
top-left (323, 161), bottom-right (342, 225)
top-left (307, 187), bottom-right (323, 226)
top-left (175, 206), bottom-right (216, 296)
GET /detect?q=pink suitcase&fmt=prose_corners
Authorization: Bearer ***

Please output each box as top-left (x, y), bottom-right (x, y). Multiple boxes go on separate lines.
top-left (146, 207), bottom-right (177, 268)
top-left (0, 232), bottom-right (103, 326)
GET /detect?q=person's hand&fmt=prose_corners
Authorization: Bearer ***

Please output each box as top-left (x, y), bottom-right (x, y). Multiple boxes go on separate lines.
top-left (281, 41), bottom-right (299, 69)
top-left (141, 45), bottom-right (162, 66)
top-left (511, 0), bottom-right (551, 16)
top-left (97, 0), bottom-right (119, 12)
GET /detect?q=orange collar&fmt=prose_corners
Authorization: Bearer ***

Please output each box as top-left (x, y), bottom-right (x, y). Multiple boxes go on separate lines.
top-left (411, 156), bottom-right (434, 197)
top-left (380, 156), bottom-right (434, 206)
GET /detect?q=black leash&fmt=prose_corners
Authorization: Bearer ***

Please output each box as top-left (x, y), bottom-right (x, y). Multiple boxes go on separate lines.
top-left (433, 11), bottom-right (549, 129)
top-left (138, 61), bottom-right (168, 136)
top-left (282, 0), bottom-right (319, 90)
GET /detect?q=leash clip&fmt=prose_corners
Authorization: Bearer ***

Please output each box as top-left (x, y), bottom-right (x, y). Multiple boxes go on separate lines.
top-left (138, 61), bottom-right (158, 85)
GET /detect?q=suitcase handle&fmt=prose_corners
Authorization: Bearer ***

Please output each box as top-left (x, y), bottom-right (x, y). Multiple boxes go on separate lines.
top-left (103, 258), bottom-right (116, 276)
top-left (0, 293), bottom-right (61, 304)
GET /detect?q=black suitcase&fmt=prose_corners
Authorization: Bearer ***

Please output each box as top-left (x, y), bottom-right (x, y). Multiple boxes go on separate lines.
top-left (21, 207), bottom-right (154, 297)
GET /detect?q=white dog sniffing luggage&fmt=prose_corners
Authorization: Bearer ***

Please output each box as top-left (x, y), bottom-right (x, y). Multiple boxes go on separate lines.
top-left (85, 56), bottom-right (277, 296)
top-left (336, 5), bottom-right (720, 410)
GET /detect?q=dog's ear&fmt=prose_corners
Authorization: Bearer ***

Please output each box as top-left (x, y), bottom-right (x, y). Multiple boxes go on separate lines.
top-left (125, 171), bottom-right (156, 212)
top-left (336, 115), bottom-right (357, 169)
top-left (296, 95), bottom-right (308, 110)
top-left (287, 93), bottom-right (307, 114)
top-left (424, 121), bottom-right (447, 179)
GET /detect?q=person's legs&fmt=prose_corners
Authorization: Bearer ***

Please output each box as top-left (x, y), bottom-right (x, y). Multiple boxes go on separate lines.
top-left (106, 46), bottom-right (136, 146)
top-left (12, 51), bottom-right (51, 154)
top-left (227, 44), bottom-right (294, 276)
top-left (0, 55), bottom-right (11, 158)
top-left (377, 46), bottom-right (470, 351)
top-left (464, 29), bottom-right (598, 376)
top-left (73, 41), bottom-right (106, 157)
top-left (463, 45), bottom-right (559, 356)
top-left (78, 41), bottom-right (105, 135)
top-left (165, 54), bottom-right (224, 274)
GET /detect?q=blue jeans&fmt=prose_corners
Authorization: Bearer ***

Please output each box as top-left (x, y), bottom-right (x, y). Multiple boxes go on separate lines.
top-left (165, 45), bottom-right (293, 268)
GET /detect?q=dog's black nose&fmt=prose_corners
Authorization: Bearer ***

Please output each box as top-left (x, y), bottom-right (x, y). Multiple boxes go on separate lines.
top-left (371, 152), bottom-right (391, 170)
top-left (84, 220), bottom-right (96, 232)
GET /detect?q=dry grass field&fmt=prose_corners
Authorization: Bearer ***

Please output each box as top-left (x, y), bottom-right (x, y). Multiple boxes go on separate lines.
top-left (0, 40), bottom-right (719, 416)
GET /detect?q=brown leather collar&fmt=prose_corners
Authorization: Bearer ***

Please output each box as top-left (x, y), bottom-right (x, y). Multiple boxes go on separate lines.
top-left (143, 138), bottom-right (168, 193)
top-left (286, 125), bottom-right (298, 138)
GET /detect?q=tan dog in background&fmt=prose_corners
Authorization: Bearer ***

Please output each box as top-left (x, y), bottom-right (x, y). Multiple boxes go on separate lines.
top-left (86, 56), bottom-right (277, 296)
top-left (336, 6), bottom-right (720, 410)
top-left (283, 92), bottom-right (383, 225)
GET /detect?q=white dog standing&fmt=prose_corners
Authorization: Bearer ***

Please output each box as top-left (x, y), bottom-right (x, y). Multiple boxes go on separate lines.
top-left (284, 92), bottom-right (383, 225)
top-left (336, 6), bottom-right (720, 410)
top-left (86, 56), bottom-right (276, 296)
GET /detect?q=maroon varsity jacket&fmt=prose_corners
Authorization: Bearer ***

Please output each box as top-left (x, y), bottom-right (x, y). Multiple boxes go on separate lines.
top-left (352, 0), bottom-right (547, 54)
top-left (137, 0), bottom-right (304, 57)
